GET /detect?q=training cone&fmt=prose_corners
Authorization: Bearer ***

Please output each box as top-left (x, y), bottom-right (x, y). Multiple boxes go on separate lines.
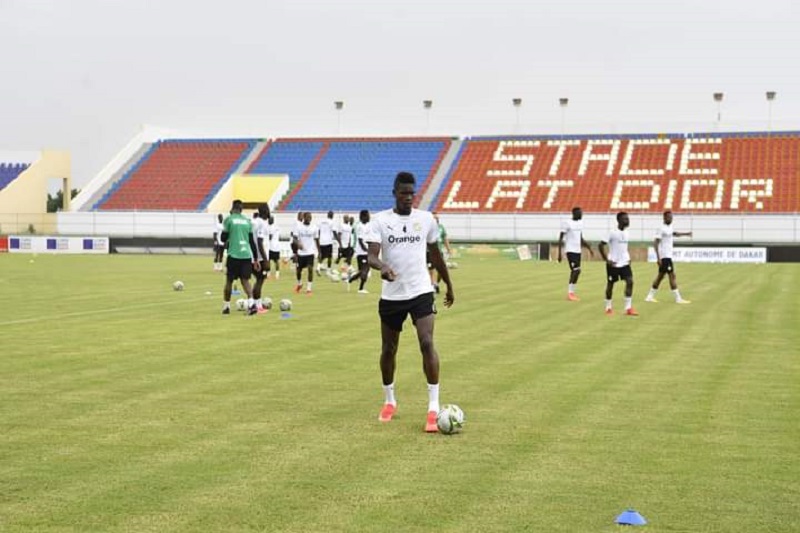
top-left (280, 312), bottom-right (293, 319)
top-left (615, 509), bottom-right (647, 526)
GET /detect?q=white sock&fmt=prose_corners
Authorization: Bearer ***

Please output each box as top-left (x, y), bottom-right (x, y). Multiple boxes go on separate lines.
top-left (307, 282), bottom-right (313, 291)
top-left (427, 382), bottom-right (440, 413)
top-left (672, 289), bottom-right (682, 301)
top-left (256, 298), bottom-right (262, 306)
top-left (383, 383), bottom-right (396, 406)
top-left (624, 297), bottom-right (632, 310)
top-left (275, 271), bottom-right (280, 280)
top-left (648, 288), bottom-right (657, 298)
top-left (222, 301), bottom-right (230, 310)
top-left (247, 298), bottom-right (254, 308)
top-left (568, 283), bottom-right (576, 293)
top-left (605, 299), bottom-right (612, 310)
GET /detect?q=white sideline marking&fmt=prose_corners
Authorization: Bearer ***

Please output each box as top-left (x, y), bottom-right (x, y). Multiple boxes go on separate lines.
top-left (0, 296), bottom-right (210, 327)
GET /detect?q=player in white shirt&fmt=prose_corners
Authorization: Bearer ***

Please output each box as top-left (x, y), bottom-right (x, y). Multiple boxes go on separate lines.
top-left (292, 212), bottom-right (319, 294)
top-left (266, 215), bottom-right (282, 280)
top-left (598, 211), bottom-right (638, 316)
top-left (316, 210), bottom-right (336, 274)
top-left (289, 211), bottom-right (304, 269)
top-left (366, 172), bottom-right (455, 433)
top-left (556, 206), bottom-right (594, 301)
top-left (213, 213), bottom-right (225, 271)
top-left (347, 211), bottom-right (372, 293)
top-left (336, 215), bottom-right (354, 269)
top-left (251, 205), bottom-right (270, 312)
top-left (645, 210), bottom-right (693, 304)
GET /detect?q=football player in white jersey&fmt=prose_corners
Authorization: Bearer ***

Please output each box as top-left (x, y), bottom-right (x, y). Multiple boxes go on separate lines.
top-left (556, 206), bottom-right (594, 301)
top-left (598, 211), bottom-right (638, 316)
top-left (645, 210), bottom-right (693, 304)
top-left (347, 211), bottom-right (371, 293)
top-left (316, 210), bottom-right (336, 275)
top-left (366, 172), bottom-right (455, 433)
top-left (336, 215), bottom-right (354, 269)
top-left (266, 215), bottom-right (282, 280)
top-left (292, 212), bottom-right (319, 294)
top-left (251, 205), bottom-right (270, 312)
top-left (213, 213), bottom-right (225, 271)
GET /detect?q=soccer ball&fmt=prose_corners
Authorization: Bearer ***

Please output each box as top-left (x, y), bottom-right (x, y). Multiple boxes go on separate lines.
top-left (329, 270), bottom-right (341, 282)
top-left (262, 297), bottom-right (273, 311)
top-left (436, 404), bottom-right (465, 435)
top-left (172, 281), bottom-right (184, 291)
top-left (279, 298), bottom-right (292, 312)
top-left (235, 298), bottom-right (247, 311)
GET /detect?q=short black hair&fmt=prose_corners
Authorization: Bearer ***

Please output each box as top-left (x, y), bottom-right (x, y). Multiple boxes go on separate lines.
top-left (663, 209), bottom-right (673, 216)
top-left (394, 172), bottom-right (415, 190)
top-left (258, 204), bottom-right (270, 218)
top-left (231, 199), bottom-right (243, 212)
top-left (616, 211), bottom-right (628, 223)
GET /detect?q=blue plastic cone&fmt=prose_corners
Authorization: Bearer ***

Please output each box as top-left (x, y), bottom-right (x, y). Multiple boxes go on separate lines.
top-left (615, 509), bottom-right (647, 526)
top-left (280, 312), bottom-right (293, 319)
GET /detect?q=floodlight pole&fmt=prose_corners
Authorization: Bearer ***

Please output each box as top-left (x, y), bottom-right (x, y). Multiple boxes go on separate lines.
top-left (713, 92), bottom-right (724, 132)
top-left (423, 100), bottom-right (433, 134)
top-left (334, 100), bottom-right (344, 135)
top-left (766, 91), bottom-right (776, 135)
top-left (559, 97), bottom-right (569, 139)
top-left (512, 98), bottom-right (522, 134)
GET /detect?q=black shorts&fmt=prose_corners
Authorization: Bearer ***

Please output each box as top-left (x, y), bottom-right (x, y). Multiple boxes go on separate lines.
top-left (253, 259), bottom-right (269, 279)
top-left (659, 258), bottom-right (674, 274)
top-left (379, 292), bottom-right (436, 332)
top-left (338, 247), bottom-right (354, 261)
top-left (606, 264), bottom-right (633, 283)
top-left (566, 252), bottom-right (581, 271)
top-left (269, 250), bottom-right (280, 262)
top-left (297, 254), bottom-right (314, 270)
top-left (356, 254), bottom-right (368, 269)
top-left (213, 243), bottom-right (223, 253)
top-left (320, 244), bottom-right (333, 259)
top-left (226, 257), bottom-right (253, 282)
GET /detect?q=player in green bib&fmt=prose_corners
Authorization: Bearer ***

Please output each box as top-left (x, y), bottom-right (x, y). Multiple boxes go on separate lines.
top-left (221, 199), bottom-right (260, 315)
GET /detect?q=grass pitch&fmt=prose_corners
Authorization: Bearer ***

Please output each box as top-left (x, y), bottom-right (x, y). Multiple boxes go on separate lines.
top-left (0, 252), bottom-right (798, 532)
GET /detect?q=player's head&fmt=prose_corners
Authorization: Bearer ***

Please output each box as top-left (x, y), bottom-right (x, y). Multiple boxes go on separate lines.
top-left (303, 211), bottom-right (312, 225)
top-left (268, 215), bottom-right (275, 224)
top-left (432, 211), bottom-right (440, 223)
top-left (296, 211), bottom-right (303, 221)
top-left (231, 199), bottom-right (243, 214)
top-left (258, 204), bottom-right (270, 219)
top-left (217, 213), bottom-right (223, 222)
top-left (663, 210), bottom-right (673, 224)
top-left (327, 210), bottom-right (334, 219)
top-left (616, 211), bottom-right (630, 229)
top-left (572, 206), bottom-right (583, 220)
top-left (393, 171), bottom-right (416, 215)
top-left (359, 209), bottom-right (370, 224)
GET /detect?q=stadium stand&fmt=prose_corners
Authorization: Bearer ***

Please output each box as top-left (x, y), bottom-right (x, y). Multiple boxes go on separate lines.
top-left (279, 138), bottom-right (451, 212)
top-left (94, 139), bottom-right (256, 211)
top-left (0, 163), bottom-right (30, 191)
top-left (431, 133), bottom-right (800, 213)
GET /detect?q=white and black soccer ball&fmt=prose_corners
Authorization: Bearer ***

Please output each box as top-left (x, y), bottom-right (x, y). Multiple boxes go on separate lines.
top-left (235, 298), bottom-right (247, 311)
top-left (172, 280), bottom-right (184, 291)
top-left (329, 270), bottom-right (341, 282)
top-left (436, 404), bottom-right (465, 435)
top-left (262, 297), bottom-right (273, 311)
top-left (279, 298), bottom-right (292, 312)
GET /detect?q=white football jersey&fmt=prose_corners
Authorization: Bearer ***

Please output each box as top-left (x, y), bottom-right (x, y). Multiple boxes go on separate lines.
top-left (606, 228), bottom-right (630, 267)
top-left (318, 219), bottom-right (335, 246)
top-left (561, 219), bottom-right (584, 254)
top-left (353, 222), bottom-right (371, 255)
top-left (215, 219), bottom-right (224, 245)
top-left (338, 222), bottom-right (353, 249)
top-left (655, 224), bottom-right (674, 259)
top-left (253, 218), bottom-right (267, 260)
top-left (268, 222), bottom-right (281, 253)
top-left (367, 208), bottom-right (438, 301)
top-left (295, 223), bottom-right (318, 257)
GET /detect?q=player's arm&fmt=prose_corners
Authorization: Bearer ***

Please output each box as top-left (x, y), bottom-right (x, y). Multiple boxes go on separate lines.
top-left (654, 237), bottom-right (662, 264)
top-left (581, 236), bottom-right (593, 256)
top-left (598, 240), bottom-right (610, 264)
top-left (366, 242), bottom-right (397, 282)
top-left (674, 230), bottom-right (693, 238)
top-left (248, 231), bottom-right (260, 270)
top-left (428, 242), bottom-right (455, 308)
top-left (315, 237), bottom-right (321, 258)
top-left (257, 234), bottom-right (267, 265)
top-left (556, 231), bottom-right (565, 262)
top-left (220, 219), bottom-right (229, 243)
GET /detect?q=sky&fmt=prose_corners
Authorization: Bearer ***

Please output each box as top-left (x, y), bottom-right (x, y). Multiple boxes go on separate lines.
top-left (1, 0), bottom-right (799, 188)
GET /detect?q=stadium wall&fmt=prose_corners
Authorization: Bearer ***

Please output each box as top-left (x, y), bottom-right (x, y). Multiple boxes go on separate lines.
top-left (54, 211), bottom-right (799, 244)
top-left (0, 150), bottom-right (70, 234)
